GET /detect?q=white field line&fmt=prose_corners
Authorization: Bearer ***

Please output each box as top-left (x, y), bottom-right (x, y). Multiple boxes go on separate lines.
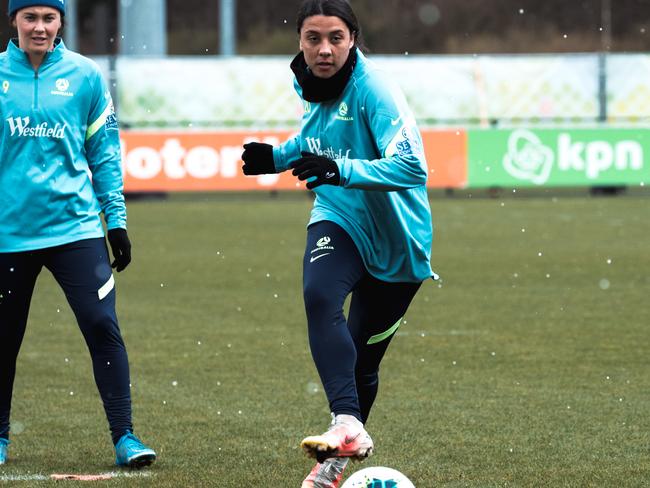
top-left (0, 475), bottom-right (48, 481)
top-left (0, 471), bottom-right (153, 482)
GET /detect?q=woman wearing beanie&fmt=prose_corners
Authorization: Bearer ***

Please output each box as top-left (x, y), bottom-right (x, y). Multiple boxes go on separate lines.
top-left (241, 0), bottom-right (435, 486)
top-left (0, 0), bottom-right (155, 468)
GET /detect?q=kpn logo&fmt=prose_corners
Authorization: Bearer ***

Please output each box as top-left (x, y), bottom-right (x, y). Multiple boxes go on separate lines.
top-left (6, 116), bottom-right (67, 139)
top-left (502, 129), bottom-right (644, 185)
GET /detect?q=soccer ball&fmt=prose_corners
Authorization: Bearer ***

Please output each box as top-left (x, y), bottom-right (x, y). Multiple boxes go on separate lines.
top-left (341, 466), bottom-right (416, 487)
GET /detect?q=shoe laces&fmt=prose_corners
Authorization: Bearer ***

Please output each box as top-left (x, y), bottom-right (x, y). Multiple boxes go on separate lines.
top-left (117, 432), bottom-right (143, 449)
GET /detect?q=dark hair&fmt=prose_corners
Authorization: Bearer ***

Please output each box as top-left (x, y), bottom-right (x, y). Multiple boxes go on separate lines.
top-left (296, 0), bottom-right (366, 51)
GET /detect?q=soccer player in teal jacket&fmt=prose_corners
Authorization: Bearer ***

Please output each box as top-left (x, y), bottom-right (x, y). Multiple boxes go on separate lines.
top-left (0, 0), bottom-right (154, 467)
top-left (241, 1), bottom-right (435, 486)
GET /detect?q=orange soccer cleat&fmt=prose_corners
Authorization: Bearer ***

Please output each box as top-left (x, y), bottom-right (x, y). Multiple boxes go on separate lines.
top-left (301, 414), bottom-right (374, 462)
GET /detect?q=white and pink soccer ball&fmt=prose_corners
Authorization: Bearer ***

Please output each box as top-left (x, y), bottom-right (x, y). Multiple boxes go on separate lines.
top-left (341, 466), bottom-right (416, 487)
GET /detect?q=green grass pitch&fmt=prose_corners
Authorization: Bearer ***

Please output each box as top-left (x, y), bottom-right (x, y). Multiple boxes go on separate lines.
top-left (3, 192), bottom-right (649, 486)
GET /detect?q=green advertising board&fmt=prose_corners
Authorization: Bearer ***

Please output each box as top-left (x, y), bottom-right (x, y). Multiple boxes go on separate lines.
top-left (468, 128), bottom-right (650, 187)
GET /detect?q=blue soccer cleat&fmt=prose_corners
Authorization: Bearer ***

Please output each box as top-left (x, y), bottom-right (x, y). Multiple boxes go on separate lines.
top-left (0, 438), bottom-right (9, 465)
top-left (114, 432), bottom-right (156, 468)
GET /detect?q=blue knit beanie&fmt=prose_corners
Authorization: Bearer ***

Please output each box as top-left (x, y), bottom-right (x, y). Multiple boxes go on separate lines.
top-left (8, 0), bottom-right (65, 17)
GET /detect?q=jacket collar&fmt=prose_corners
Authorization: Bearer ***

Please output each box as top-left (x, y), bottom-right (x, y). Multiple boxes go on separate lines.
top-left (7, 37), bottom-right (65, 70)
top-left (291, 47), bottom-right (358, 103)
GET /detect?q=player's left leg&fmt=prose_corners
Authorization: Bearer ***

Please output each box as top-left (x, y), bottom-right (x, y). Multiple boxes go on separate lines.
top-left (45, 238), bottom-right (155, 467)
top-left (347, 276), bottom-right (422, 424)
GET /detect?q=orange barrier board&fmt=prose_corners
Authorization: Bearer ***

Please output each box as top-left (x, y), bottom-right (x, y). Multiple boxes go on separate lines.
top-left (121, 129), bottom-right (467, 191)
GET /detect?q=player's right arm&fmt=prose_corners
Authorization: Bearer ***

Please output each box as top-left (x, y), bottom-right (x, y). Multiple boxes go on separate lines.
top-left (273, 134), bottom-right (302, 172)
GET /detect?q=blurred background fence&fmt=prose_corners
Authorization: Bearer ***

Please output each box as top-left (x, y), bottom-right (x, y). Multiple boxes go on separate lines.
top-left (91, 53), bottom-right (650, 128)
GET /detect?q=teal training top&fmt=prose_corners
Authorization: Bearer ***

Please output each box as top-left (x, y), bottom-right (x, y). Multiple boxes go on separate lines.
top-left (0, 39), bottom-right (125, 252)
top-left (274, 50), bottom-right (434, 283)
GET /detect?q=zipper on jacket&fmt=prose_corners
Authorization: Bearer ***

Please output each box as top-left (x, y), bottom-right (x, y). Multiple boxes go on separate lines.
top-left (33, 70), bottom-right (39, 110)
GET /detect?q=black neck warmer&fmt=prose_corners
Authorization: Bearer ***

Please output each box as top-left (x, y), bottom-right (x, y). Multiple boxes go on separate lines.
top-left (290, 48), bottom-right (358, 103)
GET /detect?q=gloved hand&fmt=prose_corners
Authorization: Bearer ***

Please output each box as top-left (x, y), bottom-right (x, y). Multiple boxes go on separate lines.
top-left (107, 228), bottom-right (132, 272)
top-left (241, 142), bottom-right (276, 175)
top-left (290, 152), bottom-right (341, 190)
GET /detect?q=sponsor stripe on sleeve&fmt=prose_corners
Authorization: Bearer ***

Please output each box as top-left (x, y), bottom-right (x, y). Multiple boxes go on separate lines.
top-left (86, 102), bottom-right (112, 141)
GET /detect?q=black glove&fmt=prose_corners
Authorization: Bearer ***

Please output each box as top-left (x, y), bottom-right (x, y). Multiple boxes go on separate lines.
top-left (241, 142), bottom-right (275, 175)
top-left (290, 152), bottom-right (341, 190)
top-left (107, 228), bottom-right (132, 272)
